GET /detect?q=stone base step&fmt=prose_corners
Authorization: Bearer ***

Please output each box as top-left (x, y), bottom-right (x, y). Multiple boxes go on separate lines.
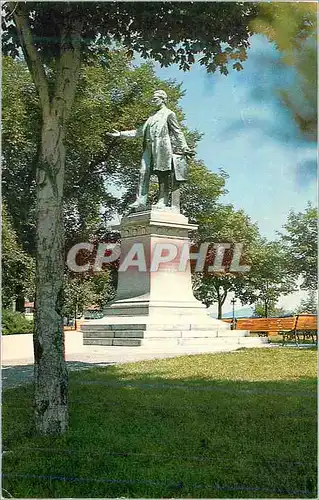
top-left (83, 329), bottom-right (248, 339)
top-left (83, 336), bottom-right (267, 348)
top-left (81, 322), bottom-right (230, 332)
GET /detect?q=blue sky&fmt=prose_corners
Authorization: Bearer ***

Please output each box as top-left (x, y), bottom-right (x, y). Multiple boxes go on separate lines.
top-left (152, 34), bottom-right (317, 239)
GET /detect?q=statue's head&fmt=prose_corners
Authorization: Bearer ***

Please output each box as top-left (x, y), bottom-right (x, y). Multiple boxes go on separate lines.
top-left (151, 89), bottom-right (167, 108)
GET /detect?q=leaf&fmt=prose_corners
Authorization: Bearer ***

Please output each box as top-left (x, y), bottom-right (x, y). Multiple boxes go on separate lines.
top-left (233, 62), bottom-right (243, 71)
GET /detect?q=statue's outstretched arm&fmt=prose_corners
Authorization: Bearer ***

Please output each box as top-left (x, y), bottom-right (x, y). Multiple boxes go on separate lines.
top-left (119, 129), bottom-right (138, 138)
top-left (106, 125), bottom-right (144, 138)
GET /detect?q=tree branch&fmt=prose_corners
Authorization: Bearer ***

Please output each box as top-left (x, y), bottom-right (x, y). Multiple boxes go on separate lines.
top-left (88, 139), bottom-right (118, 172)
top-left (10, 2), bottom-right (50, 115)
top-left (4, 2), bottom-right (18, 19)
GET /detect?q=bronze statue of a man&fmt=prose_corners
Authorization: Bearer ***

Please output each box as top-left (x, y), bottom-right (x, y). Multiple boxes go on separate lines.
top-left (107, 90), bottom-right (193, 211)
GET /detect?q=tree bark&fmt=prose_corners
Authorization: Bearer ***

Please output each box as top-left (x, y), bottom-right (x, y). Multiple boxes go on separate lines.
top-left (217, 300), bottom-right (223, 319)
top-left (34, 113), bottom-right (68, 434)
top-left (11, 3), bottom-right (82, 435)
top-left (34, 62), bottom-right (81, 434)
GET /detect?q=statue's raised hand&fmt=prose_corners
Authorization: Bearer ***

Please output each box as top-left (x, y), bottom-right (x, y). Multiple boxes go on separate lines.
top-left (106, 128), bottom-right (121, 137)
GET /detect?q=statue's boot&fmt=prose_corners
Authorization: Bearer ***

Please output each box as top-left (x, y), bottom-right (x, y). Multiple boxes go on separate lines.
top-left (128, 196), bottom-right (147, 211)
top-left (153, 198), bottom-right (166, 209)
top-left (154, 174), bottom-right (169, 209)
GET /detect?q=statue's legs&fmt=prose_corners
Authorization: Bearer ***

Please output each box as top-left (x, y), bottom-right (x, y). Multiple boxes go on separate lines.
top-left (137, 151), bottom-right (151, 203)
top-left (171, 173), bottom-right (181, 211)
top-left (130, 149), bottom-right (151, 209)
top-left (155, 171), bottom-right (170, 207)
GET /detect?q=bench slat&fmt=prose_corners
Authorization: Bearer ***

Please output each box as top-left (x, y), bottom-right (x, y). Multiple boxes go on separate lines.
top-left (295, 315), bottom-right (317, 330)
top-left (236, 318), bottom-right (296, 331)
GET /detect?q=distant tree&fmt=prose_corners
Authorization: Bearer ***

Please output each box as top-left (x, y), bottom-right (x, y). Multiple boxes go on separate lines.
top-left (194, 238), bottom-right (296, 319)
top-left (295, 291), bottom-right (317, 315)
top-left (64, 277), bottom-right (95, 324)
top-left (279, 204), bottom-right (317, 291)
top-left (192, 204), bottom-right (261, 318)
top-left (239, 241), bottom-right (296, 318)
top-left (90, 271), bottom-right (117, 309)
top-left (64, 270), bottom-right (116, 323)
top-left (253, 302), bottom-right (288, 318)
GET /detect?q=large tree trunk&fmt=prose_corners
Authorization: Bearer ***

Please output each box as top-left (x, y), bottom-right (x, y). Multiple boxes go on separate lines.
top-left (33, 114), bottom-right (68, 435)
top-left (11, 4), bottom-right (82, 435)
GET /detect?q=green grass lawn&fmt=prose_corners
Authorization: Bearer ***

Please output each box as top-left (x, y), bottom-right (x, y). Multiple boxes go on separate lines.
top-left (2, 348), bottom-right (317, 498)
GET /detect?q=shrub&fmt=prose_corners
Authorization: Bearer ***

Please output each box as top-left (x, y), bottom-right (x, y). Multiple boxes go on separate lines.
top-left (2, 309), bottom-right (34, 335)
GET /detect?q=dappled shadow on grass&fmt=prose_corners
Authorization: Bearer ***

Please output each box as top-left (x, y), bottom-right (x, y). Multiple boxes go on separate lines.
top-left (2, 360), bottom-right (116, 390)
top-left (2, 350), bottom-right (317, 499)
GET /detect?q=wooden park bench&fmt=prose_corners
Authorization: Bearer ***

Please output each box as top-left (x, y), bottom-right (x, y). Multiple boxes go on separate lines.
top-left (234, 315), bottom-right (317, 346)
top-left (282, 314), bottom-right (318, 346)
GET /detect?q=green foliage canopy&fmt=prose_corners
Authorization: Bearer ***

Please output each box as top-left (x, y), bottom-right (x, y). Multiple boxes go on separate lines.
top-left (2, 204), bottom-right (34, 308)
top-left (239, 241), bottom-right (296, 317)
top-left (3, 2), bottom-right (257, 74)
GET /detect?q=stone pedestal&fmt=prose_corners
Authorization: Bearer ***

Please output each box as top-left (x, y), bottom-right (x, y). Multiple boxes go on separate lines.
top-left (83, 208), bottom-right (236, 348)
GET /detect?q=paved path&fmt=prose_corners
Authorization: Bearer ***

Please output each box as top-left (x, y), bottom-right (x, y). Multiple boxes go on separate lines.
top-left (3, 331), bottom-right (265, 389)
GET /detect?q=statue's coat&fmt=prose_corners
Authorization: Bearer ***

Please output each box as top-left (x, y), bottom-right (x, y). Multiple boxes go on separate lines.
top-left (132, 106), bottom-right (189, 181)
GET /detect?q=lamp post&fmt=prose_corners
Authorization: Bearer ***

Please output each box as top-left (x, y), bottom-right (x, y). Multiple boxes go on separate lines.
top-left (231, 298), bottom-right (236, 330)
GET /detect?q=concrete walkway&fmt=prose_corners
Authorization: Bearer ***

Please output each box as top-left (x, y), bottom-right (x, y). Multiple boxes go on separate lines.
top-left (2, 331), bottom-right (268, 389)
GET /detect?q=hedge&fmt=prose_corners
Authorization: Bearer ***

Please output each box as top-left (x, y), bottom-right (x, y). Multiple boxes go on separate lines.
top-left (2, 309), bottom-right (34, 335)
